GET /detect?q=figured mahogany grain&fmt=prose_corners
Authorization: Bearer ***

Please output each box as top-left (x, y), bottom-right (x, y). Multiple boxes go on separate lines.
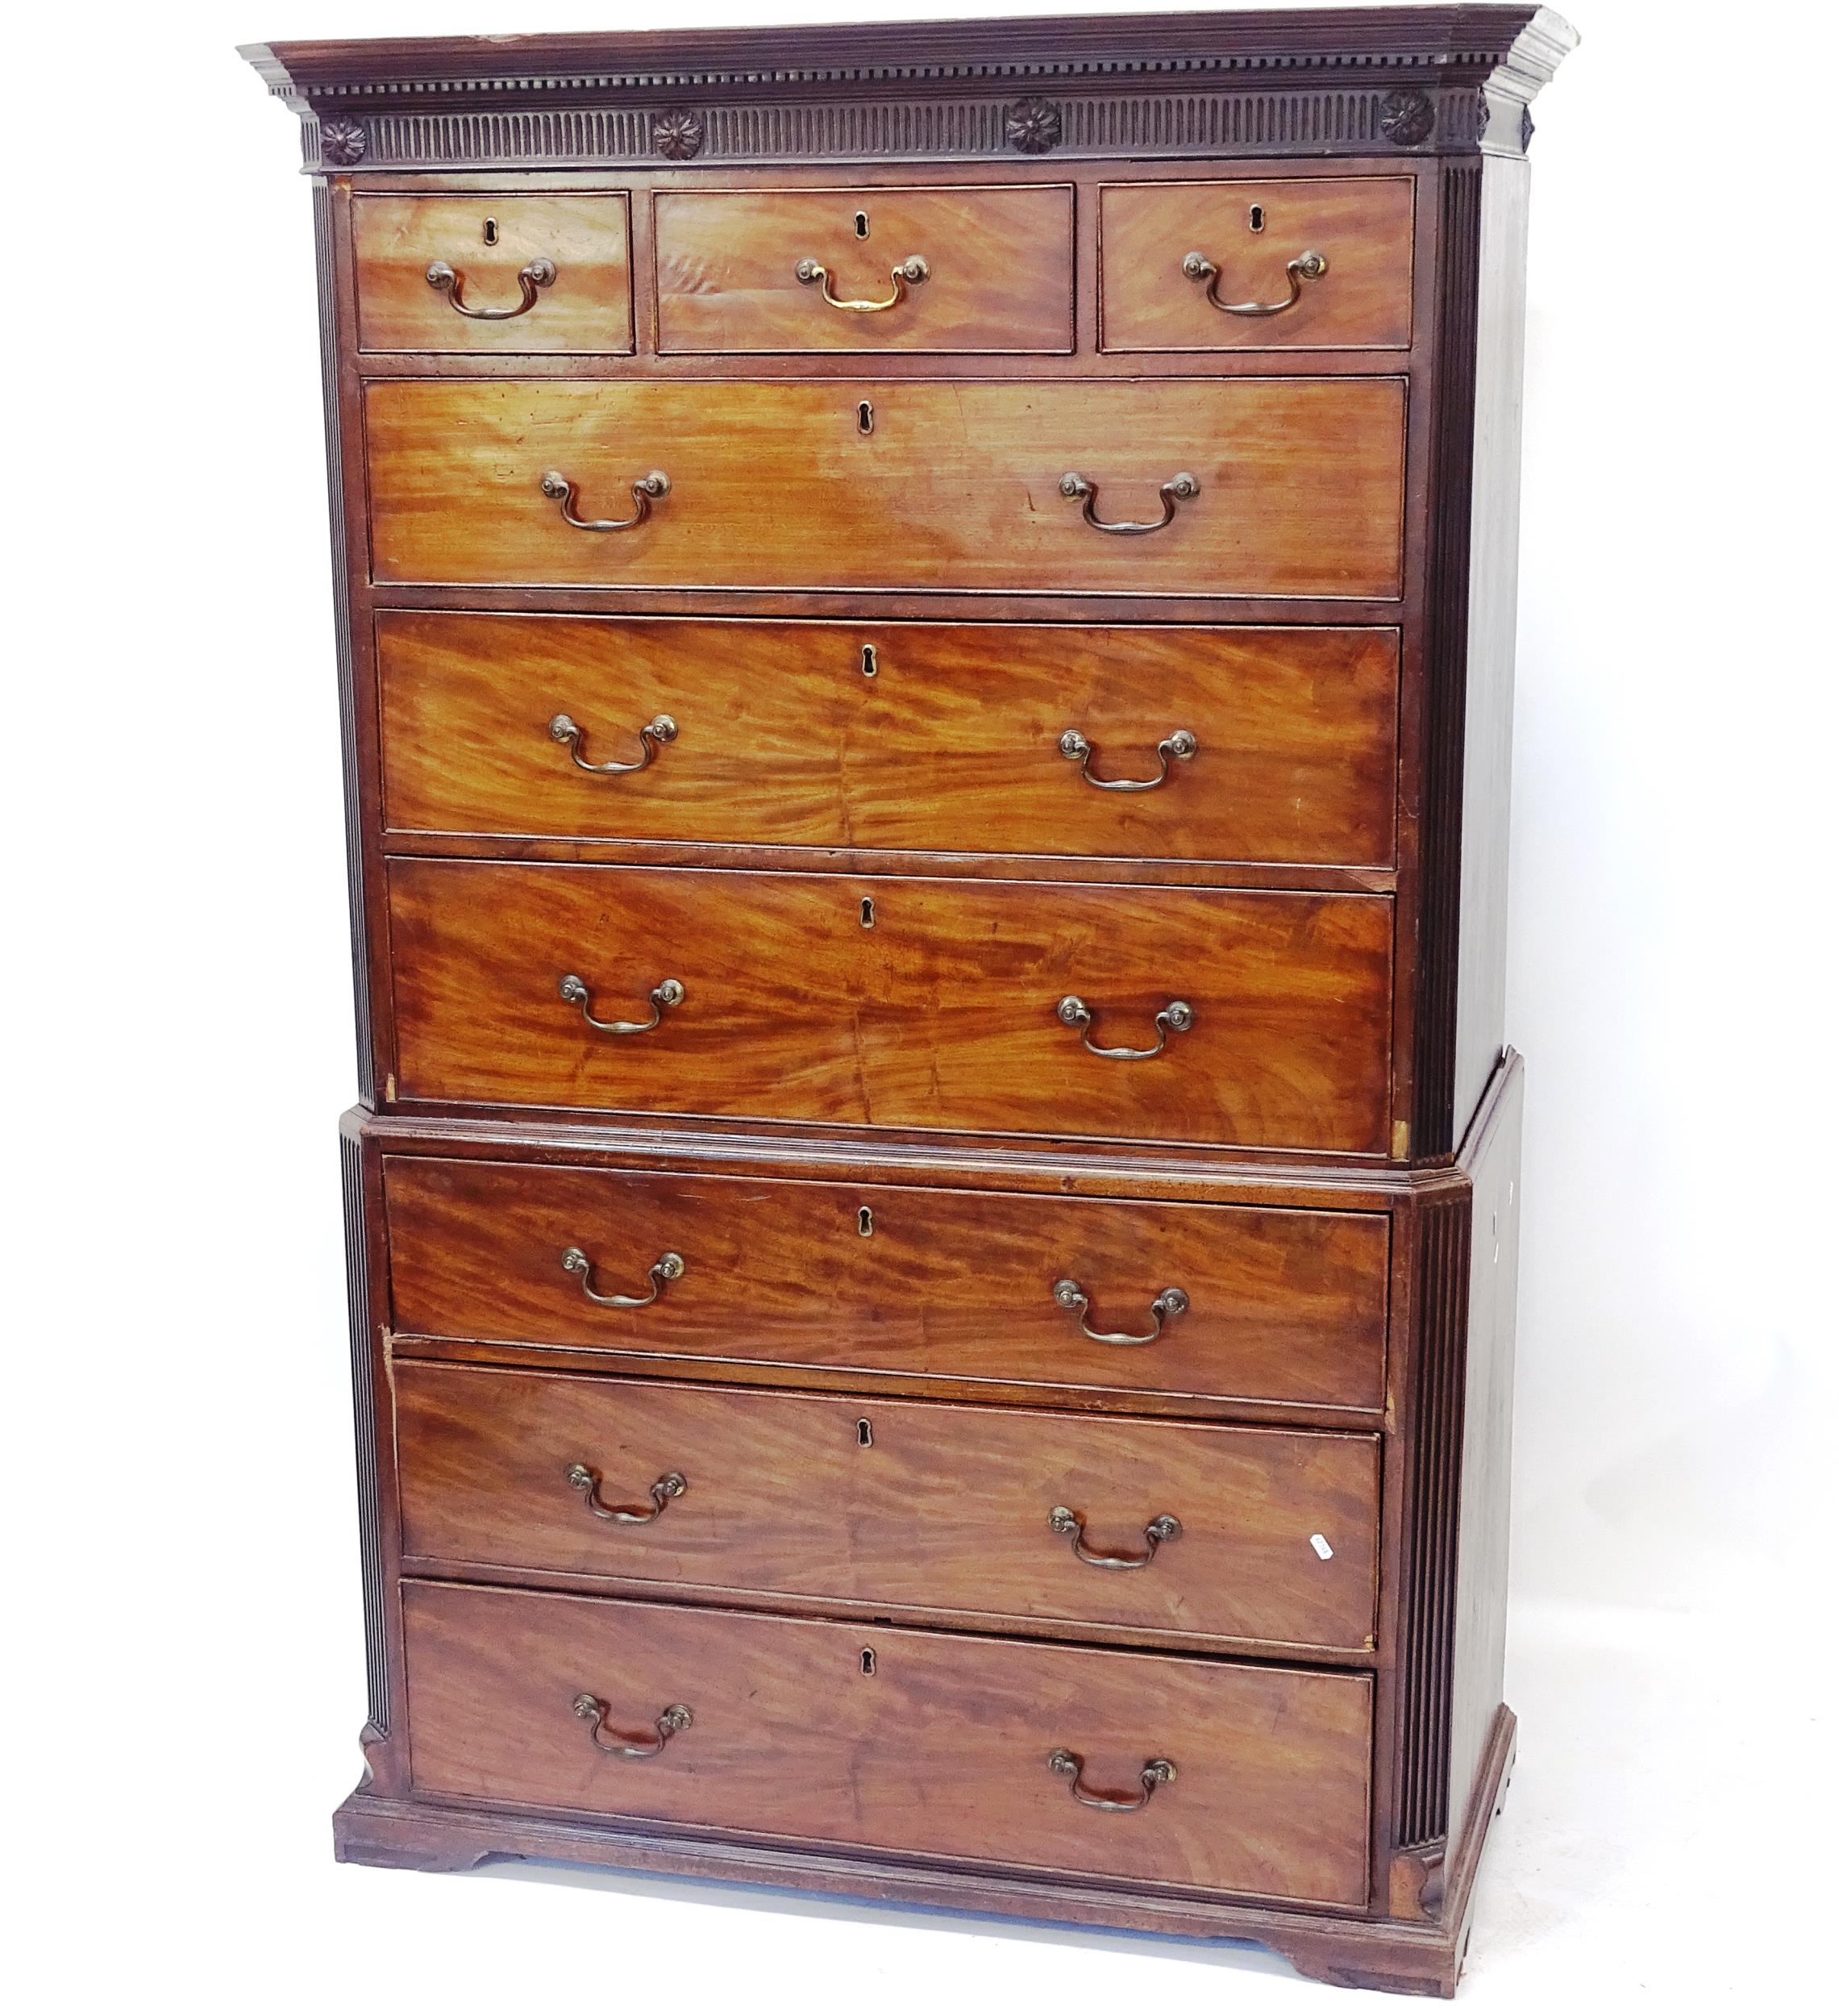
top-left (353, 194), bottom-right (634, 355)
top-left (1100, 178), bottom-right (1415, 352)
top-left (395, 1364), bottom-right (1379, 1649)
top-left (654, 185), bottom-right (1073, 353)
top-left (383, 1152), bottom-right (1391, 1412)
top-left (377, 612), bottom-right (1400, 869)
top-left (363, 377), bottom-right (1407, 598)
top-left (402, 1580), bottom-right (1373, 1904)
top-left (384, 860), bottom-right (1395, 1152)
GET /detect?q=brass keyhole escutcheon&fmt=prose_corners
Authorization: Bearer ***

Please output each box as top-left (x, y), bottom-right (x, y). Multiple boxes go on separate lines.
top-left (860, 896), bottom-right (876, 928)
top-left (856, 1417), bottom-right (873, 1447)
top-left (857, 1206), bottom-right (874, 1237)
top-left (1248, 202), bottom-right (1265, 233)
top-left (860, 642), bottom-right (878, 678)
top-left (860, 1647), bottom-right (876, 1675)
top-left (858, 399), bottom-right (874, 435)
top-left (854, 209), bottom-right (870, 239)
top-left (482, 215), bottom-right (499, 244)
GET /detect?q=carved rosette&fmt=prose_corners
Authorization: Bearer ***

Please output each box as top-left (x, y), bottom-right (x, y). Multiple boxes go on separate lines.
top-left (1379, 89), bottom-right (1436, 148)
top-left (1005, 98), bottom-right (1063, 155)
top-left (318, 117), bottom-right (367, 167)
top-left (652, 110), bottom-right (705, 161)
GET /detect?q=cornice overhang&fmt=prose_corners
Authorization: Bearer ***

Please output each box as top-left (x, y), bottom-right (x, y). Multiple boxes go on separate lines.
top-left (242, 6), bottom-right (1578, 174)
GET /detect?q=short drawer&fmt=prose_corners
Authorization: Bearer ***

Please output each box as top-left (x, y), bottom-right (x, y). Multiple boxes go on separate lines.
top-left (364, 377), bottom-right (1406, 598)
top-left (377, 612), bottom-right (1400, 870)
top-left (352, 194), bottom-right (633, 354)
top-left (384, 1154), bottom-right (1390, 1414)
top-left (1100, 178), bottom-right (1414, 352)
top-left (404, 1581), bottom-right (1374, 1905)
top-left (385, 860), bottom-right (1395, 1153)
top-left (654, 185), bottom-right (1073, 353)
top-left (396, 1364), bottom-right (1380, 1651)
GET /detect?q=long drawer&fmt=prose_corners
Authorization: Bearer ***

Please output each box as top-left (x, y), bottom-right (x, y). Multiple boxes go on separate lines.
top-left (385, 860), bottom-right (1395, 1152)
top-left (364, 377), bottom-right (1406, 597)
top-left (383, 1154), bottom-right (1390, 1413)
top-left (403, 1580), bottom-right (1374, 1905)
top-left (395, 1364), bottom-right (1380, 1651)
top-left (377, 612), bottom-right (1400, 869)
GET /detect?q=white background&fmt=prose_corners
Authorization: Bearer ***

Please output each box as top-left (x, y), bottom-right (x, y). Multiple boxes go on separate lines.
top-left (8, 2), bottom-right (1834, 2010)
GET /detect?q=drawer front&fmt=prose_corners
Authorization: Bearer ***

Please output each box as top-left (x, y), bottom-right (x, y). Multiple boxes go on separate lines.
top-left (352, 195), bottom-right (634, 355)
top-left (396, 1364), bottom-right (1380, 1651)
top-left (404, 1581), bottom-right (1373, 1904)
top-left (385, 860), bottom-right (1395, 1152)
top-left (1100, 178), bottom-right (1414, 352)
top-left (378, 612), bottom-right (1400, 869)
top-left (364, 378), bottom-right (1406, 598)
top-left (384, 1155), bottom-right (1390, 1413)
top-left (654, 185), bottom-right (1074, 354)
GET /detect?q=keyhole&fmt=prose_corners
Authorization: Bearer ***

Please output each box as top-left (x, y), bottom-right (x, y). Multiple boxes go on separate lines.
top-left (854, 210), bottom-right (870, 240)
top-left (857, 1206), bottom-right (874, 1237)
top-left (856, 1418), bottom-right (873, 1447)
top-left (857, 400), bottom-right (874, 435)
top-left (482, 216), bottom-right (499, 245)
top-left (860, 643), bottom-right (878, 678)
top-left (860, 1647), bottom-right (876, 1675)
top-left (1248, 204), bottom-right (1265, 233)
top-left (860, 897), bottom-right (876, 928)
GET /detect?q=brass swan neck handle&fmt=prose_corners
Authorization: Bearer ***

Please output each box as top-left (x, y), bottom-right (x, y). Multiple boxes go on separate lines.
top-left (1046, 1749), bottom-right (1176, 1811)
top-left (542, 468), bottom-right (670, 532)
top-left (1048, 1506), bottom-right (1183, 1571)
top-left (572, 1694), bottom-right (693, 1759)
top-left (425, 256), bottom-right (556, 319)
top-left (1181, 247), bottom-right (1327, 316)
top-left (1059, 470), bottom-right (1199, 536)
top-left (796, 254), bottom-right (930, 314)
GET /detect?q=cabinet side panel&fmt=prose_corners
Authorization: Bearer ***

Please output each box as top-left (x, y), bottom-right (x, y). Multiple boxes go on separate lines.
top-left (1446, 1059), bottom-right (1524, 1851)
top-left (314, 179), bottom-right (374, 1103)
top-left (1410, 159), bottom-right (1480, 1160)
top-left (1451, 158), bottom-right (1532, 1140)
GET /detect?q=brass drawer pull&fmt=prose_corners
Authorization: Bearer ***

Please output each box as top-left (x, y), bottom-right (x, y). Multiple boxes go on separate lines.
top-left (550, 710), bottom-right (678, 776)
top-left (1052, 1277), bottom-right (1190, 1346)
top-left (566, 1463), bottom-right (687, 1522)
top-left (572, 1693), bottom-right (693, 1760)
top-left (542, 468), bottom-right (671, 533)
top-left (1059, 727), bottom-right (1197, 792)
top-left (560, 973), bottom-right (684, 1035)
top-left (795, 254), bottom-right (930, 314)
top-left (1057, 995), bottom-right (1193, 1061)
top-left (1049, 1506), bottom-right (1183, 1571)
top-left (1181, 246), bottom-right (1327, 317)
top-left (1059, 471), bottom-right (1198, 537)
top-left (1046, 1748), bottom-right (1176, 1811)
top-left (560, 1244), bottom-right (685, 1308)
top-left (424, 256), bottom-right (556, 319)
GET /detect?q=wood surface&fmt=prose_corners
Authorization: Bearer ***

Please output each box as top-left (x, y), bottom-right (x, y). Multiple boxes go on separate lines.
top-left (1100, 177), bottom-right (1415, 352)
top-left (384, 859), bottom-right (1396, 1152)
top-left (353, 194), bottom-right (634, 355)
top-left (363, 377), bottom-right (1407, 597)
top-left (402, 1579), bottom-right (1374, 1905)
top-left (377, 610), bottom-right (1400, 868)
top-left (395, 1364), bottom-right (1379, 1649)
top-left (654, 185), bottom-right (1074, 353)
top-left (381, 1152), bottom-right (1391, 1412)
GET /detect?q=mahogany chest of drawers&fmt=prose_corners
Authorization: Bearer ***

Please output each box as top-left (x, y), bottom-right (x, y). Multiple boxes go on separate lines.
top-left (243, 6), bottom-right (1575, 1995)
